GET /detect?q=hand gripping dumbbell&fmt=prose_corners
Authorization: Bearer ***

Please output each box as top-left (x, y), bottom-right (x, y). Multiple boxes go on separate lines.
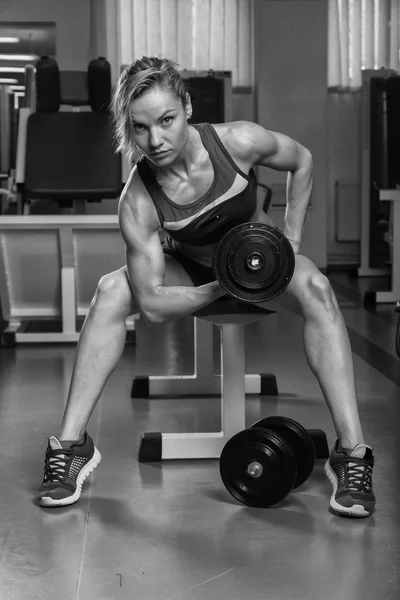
top-left (213, 222), bottom-right (296, 303)
top-left (219, 416), bottom-right (328, 507)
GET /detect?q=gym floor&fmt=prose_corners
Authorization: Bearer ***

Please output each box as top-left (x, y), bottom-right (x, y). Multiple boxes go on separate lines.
top-left (0, 271), bottom-right (399, 600)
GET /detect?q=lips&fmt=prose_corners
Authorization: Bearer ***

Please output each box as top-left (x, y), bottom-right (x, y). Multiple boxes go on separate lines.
top-left (151, 150), bottom-right (169, 157)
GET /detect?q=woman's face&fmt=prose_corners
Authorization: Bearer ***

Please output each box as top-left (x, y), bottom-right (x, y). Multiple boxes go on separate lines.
top-left (130, 86), bottom-right (191, 166)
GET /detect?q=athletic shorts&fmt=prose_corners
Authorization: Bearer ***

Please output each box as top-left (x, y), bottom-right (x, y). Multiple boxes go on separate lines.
top-left (162, 246), bottom-right (215, 287)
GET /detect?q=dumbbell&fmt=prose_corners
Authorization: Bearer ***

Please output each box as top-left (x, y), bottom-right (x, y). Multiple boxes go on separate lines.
top-left (213, 222), bottom-right (296, 303)
top-left (219, 416), bottom-right (318, 508)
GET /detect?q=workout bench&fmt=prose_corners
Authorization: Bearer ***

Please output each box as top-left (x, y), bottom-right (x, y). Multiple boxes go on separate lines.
top-left (138, 298), bottom-right (328, 462)
top-left (131, 315), bottom-right (277, 398)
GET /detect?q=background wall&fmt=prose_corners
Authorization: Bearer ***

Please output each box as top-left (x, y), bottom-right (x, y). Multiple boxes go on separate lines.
top-left (327, 93), bottom-right (361, 266)
top-left (254, 0), bottom-right (328, 268)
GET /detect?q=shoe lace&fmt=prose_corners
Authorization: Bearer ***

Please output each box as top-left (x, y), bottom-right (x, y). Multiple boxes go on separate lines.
top-left (43, 447), bottom-right (73, 483)
top-left (346, 458), bottom-right (373, 493)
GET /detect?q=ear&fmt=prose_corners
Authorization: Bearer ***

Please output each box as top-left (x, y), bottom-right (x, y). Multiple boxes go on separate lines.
top-left (185, 93), bottom-right (193, 120)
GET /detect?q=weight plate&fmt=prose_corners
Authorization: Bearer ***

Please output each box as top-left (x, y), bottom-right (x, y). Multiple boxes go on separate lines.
top-left (213, 222), bottom-right (295, 304)
top-left (228, 237), bottom-right (283, 290)
top-left (251, 416), bottom-right (315, 489)
top-left (219, 427), bottom-right (297, 507)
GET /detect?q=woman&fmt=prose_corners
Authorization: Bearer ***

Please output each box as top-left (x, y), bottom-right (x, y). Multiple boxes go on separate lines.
top-left (37, 57), bottom-right (375, 518)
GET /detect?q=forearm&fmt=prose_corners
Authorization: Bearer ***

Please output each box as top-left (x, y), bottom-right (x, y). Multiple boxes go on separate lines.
top-left (141, 281), bottom-right (225, 324)
top-left (283, 161), bottom-right (313, 250)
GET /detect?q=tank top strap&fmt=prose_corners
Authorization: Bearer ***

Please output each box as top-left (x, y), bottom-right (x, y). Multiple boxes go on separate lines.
top-left (136, 157), bottom-right (167, 226)
top-left (193, 123), bottom-right (249, 181)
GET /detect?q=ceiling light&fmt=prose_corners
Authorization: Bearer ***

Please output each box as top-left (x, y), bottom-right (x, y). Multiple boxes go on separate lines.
top-left (0, 67), bottom-right (25, 73)
top-left (0, 54), bottom-right (38, 61)
top-left (0, 37), bottom-right (20, 43)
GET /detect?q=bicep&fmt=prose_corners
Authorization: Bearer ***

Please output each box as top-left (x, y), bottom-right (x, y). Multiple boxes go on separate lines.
top-left (125, 231), bottom-right (166, 304)
top-left (119, 196), bottom-right (166, 306)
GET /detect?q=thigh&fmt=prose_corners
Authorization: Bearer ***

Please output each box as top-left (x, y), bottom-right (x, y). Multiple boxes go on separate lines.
top-left (163, 253), bottom-right (197, 287)
top-left (256, 254), bottom-right (322, 316)
top-left (162, 247), bottom-right (214, 286)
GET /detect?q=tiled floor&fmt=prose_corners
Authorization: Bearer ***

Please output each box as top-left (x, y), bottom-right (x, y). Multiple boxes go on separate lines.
top-left (0, 272), bottom-right (399, 600)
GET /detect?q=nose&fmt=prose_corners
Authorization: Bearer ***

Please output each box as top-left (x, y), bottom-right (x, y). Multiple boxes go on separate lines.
top-left (149, 127), bottom-right (163, 151)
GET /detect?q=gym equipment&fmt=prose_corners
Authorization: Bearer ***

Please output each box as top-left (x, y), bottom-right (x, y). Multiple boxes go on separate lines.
top-left (0, 215), bottom-right (137, 345)
top-left (138, 298), bottom-right (277, 461)
top-left (219, 427), bottom-right (297, 508)
top-left (220, 416), bottom-right (323, 508)
top-left (0, 85), bottom-right (12, 176)
top-left (87, 57), bottom-right (112, 112)
top-left (132, 317), bottom-right (277, 398)
top-left (12, 56), bottom-right (120, 214)
top-left (364, 188), bottom-right (400, 305)
top-left (138, 297), bottom-right (329, 463)
top-left (395, 301), bottom-right (400, 359)
top-left (35, 56), bottom-right (61, 112)
top-left (359, 69), bottom-right (394, 278)
top-left (181, 69), bottom-right (232, 124)
top-left (372, 189), bottom-right (400, 304)
top-left (358, 70), bottom-right (400, 304)
top-left (24, 57), bottom-right (119, 210)
top-left (250, 416), bottom-right (315, 489)
top-left (213, 222), bottom-right (295, 304)
top-left (0, 82), bottom-right (19, 215)
top-left (0, 56), bottom-right (127, 344)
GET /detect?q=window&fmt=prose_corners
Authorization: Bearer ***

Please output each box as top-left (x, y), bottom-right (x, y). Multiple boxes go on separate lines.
top-left (328, 0), bottom-right (400, 90)
top-left (108, 0), bottom-right (253, 88)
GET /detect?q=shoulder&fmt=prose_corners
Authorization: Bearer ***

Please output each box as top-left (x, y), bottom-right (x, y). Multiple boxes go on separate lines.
top-left (118, 165), bottom-right (159, 232)
top-left (211, 121), bottom-right (277, 165)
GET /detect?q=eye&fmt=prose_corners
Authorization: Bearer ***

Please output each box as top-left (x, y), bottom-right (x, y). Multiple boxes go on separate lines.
top-left (133, 123), bottom-right (145, 132)
top-left (163, 116), bottom-right (173, 125)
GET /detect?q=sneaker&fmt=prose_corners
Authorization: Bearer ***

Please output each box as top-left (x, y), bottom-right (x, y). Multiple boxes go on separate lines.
top-left (324, 440), bottom-right (375, 518)
top-left (37, 432), bottom-right (101, 507)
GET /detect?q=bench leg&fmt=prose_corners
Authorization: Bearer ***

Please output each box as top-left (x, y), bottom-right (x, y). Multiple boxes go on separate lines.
top-left (138, 323), bottom-right (247, 461)
top-left (132, 317), bottom-right (274, 397)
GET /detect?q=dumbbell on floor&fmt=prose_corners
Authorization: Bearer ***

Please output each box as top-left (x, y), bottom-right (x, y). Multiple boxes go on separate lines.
top-left (219, 416), bottom-right (323, 508)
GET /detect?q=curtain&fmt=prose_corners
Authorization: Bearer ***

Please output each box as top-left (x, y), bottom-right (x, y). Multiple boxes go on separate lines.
top-left (328, 0), bottom-right (400, 90)
top-left (96, 0), bottom-right (253, 88)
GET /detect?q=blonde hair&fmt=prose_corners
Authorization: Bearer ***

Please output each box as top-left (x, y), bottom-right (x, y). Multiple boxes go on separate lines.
top-left (111, 56), bottom-right (188, 163)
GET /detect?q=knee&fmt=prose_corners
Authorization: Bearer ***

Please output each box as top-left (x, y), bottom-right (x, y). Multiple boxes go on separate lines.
top-left (303, 273), bottom-right (338, 315)
top-left (95, 271), bottom-right (131, 311)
